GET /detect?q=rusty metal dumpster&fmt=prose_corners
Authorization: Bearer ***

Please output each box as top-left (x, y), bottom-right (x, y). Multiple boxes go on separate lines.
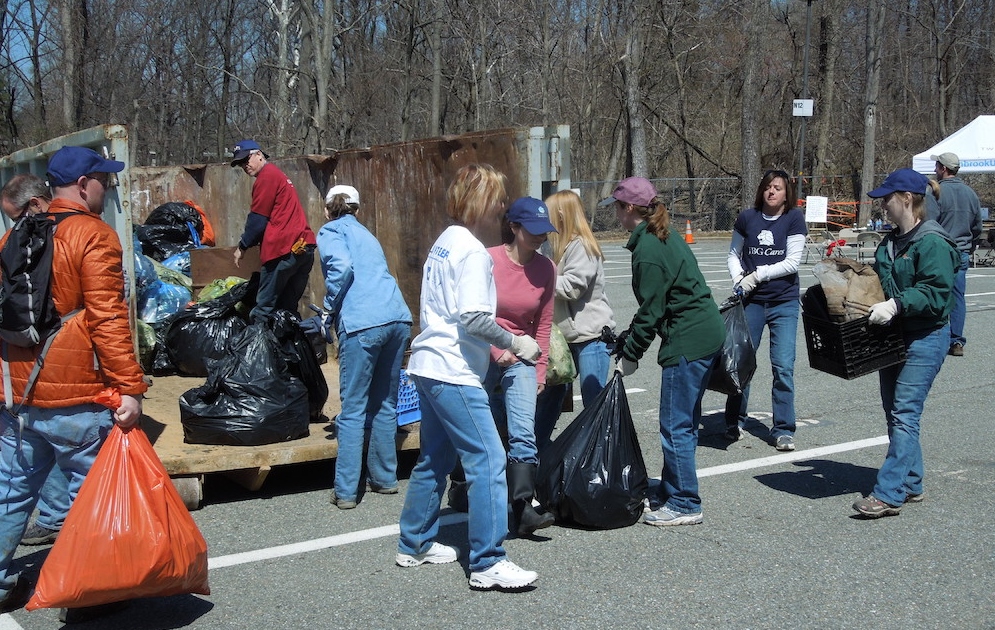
top-left (1, 124), bottom-right (572, 508)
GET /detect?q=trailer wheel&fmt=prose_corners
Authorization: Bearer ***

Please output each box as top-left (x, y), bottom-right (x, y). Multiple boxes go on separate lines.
top-left (172, 475), bottom-right (204, 510)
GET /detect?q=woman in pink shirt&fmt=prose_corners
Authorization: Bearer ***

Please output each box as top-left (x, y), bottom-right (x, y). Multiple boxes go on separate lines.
top-left (485, 197), bottom-right (557, 536)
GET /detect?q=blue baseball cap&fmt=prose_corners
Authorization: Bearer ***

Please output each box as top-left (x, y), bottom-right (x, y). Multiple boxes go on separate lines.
top-left (867, 168), bottom-right (930, 198)
top-left (230, 139), bottom-right (269, 166)
top-left (506, 197), bottom-right (557, 235)
top-left (46, 146), bottom-right (125, 187)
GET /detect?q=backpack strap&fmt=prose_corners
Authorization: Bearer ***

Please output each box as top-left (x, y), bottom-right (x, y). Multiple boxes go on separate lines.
top-left (2, 308), bottom-right (84, 414)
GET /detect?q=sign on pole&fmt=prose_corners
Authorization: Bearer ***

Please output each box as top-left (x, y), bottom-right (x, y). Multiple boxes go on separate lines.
top-left (793, 99), bottom-right (814, 117)
top-left (805, 195), bottom-right (828, 223)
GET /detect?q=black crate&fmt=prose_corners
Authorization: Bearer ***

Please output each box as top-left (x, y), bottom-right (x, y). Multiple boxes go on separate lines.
top-left (802, 314), bottom-right (906, 380)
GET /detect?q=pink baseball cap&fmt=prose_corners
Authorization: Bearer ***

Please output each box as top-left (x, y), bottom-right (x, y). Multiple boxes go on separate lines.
top-left (598, 177), bottom-right (658, 207)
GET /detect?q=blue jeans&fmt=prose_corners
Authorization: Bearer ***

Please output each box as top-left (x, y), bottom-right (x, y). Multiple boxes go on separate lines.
top-left (725, 299), bottom-right (799, 439)
top-left (398, 376), bottom-right (507, 572)
top-left (251, 247), bottom-right (315, 322)
top-left (656, 353), bottom-right (718, 514)
top-left (484, 361), bottom-right (538, 464)
top-left (334, 321), bottom-right (410, 501)
top-left (0, 403), bottom-right (112, 596)
top-left (533, 339), bottom-right (611, 451)
top-left (873, 324), bottom-right (948, 506)
top-left (35, 467), bottom-right (71, 530)
top-left (573, 339), bottom-right (611, 407)
top-left (949, 251), bottom-right (969, 347)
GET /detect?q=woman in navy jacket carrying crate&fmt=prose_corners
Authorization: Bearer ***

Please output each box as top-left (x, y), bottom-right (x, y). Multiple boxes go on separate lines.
top-left (853, 168), bottom-right (958, 518)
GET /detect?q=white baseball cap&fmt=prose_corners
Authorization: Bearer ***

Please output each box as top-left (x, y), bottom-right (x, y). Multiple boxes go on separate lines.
top-left (325, 184), bottom-right (360, 206)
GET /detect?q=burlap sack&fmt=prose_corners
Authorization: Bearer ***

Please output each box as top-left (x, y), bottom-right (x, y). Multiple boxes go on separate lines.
top-left (812, 258), bottom-right (886, 322)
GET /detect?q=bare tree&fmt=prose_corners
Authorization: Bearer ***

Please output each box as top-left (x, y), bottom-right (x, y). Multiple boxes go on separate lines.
top-left (812, 0), bottom-right (840, 196)
top-left (56, 0), bottom-right (87, 131)
top-left (740, 0), bottom-right (764, 207)
top-left (860, 0), bottom-right (886, 222)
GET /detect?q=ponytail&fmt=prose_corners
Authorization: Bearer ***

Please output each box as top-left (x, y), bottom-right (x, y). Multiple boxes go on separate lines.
top-left (639, 197), bottom-right (671, 241)
top-left (927, 179), bottom-right (940, 200)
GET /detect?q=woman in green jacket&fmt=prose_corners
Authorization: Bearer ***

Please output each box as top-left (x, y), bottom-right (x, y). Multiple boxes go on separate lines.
top-left (853, 168), bottom-right (957, 518)
top-left (609, 177), bottom-right (724, 526)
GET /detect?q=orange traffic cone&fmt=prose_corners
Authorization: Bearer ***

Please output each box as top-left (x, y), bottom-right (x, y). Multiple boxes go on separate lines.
top-left (684, 220), bottom-right (695, 244)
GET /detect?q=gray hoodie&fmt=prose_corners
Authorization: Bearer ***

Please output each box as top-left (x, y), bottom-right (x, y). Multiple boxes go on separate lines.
top-left (553, 238), bottom-right (616, 343)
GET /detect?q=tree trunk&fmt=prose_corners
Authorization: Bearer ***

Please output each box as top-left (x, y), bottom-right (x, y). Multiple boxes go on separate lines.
top-left (268, 0), bottom-right (294, 151)
top-left (740, 0), bottom-right (764, 209)
top-left (59, 0), bottom-right (87, 131)
top-left (812, 2), bottom-right (839, 197)
top-left (623, 26), bottom-right (646, 177)
top-left (429, 4), bottom-right (442, 135)
top-left (859, 0), bottom-right (886, 226)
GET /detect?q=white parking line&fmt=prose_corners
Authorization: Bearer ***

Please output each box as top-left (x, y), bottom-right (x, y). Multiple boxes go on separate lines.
top-left (203, 435), bottom-right (890, 571)
top-left (574, 387), bottom-right (645, 402)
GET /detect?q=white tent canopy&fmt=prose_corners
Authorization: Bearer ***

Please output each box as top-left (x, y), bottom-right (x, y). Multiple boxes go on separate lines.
top-left (912, 115), bottom-right (995, 174)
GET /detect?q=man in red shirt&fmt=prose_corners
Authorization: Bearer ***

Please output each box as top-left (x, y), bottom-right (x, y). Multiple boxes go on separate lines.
top-left (230, 140), bottom-right (316, 321)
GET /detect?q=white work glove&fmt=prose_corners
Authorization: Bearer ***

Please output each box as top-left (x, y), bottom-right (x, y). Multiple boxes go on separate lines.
top-left (736, 272), bottom-right (760, 295)
top-left (732, 273), bottom-right (744, 290)
top-left (509, 334), bottom-right (541, 363)
top-left (615, 357), bottom-right (638, 377)
top-left (868, 298), bottom-right (899, 325)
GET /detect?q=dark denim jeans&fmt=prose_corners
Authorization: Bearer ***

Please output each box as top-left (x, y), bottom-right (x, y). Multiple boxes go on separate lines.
top-left (251, 247), bottom-right (315, 322)
top-left (949, 251), bottom-right (969, 347)
top-left (725, 299), bottom-right (799, 439)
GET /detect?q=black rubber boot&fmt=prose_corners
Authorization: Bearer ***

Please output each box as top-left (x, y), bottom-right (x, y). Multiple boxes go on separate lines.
top-left (507, 462), bottom-right (554, 536)
top-left (447, 464), bottom-right (468, 513)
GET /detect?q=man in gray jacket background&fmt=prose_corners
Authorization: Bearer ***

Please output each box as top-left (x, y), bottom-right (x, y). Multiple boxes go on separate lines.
top-left (926, 151), bottom-right (982, 357)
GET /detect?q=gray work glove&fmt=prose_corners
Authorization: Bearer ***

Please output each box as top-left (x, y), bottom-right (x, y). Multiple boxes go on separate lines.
top-left (509, 334), bottom-right (541, 362)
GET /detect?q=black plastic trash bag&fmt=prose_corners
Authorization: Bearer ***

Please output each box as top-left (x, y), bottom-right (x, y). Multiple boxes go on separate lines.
top-left (536, 372), bottom-right (648, 529)
top-left (707, 294), bottom-right (757, 396)
top-left (269, 310), bottom-right (329, 422)
top-left (135, 202), bottom-right (204, 262)
top-left (179, 321), bottom-right (310, 446)
top-left (165, 282), bottom-right (251, 377)
top-left (148, 321), bottom-right (176, 376)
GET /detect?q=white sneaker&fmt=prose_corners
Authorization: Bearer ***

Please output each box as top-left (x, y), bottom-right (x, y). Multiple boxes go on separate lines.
top-left (643, 505), bottom-right (703, 527)
top-left (469, 559), bottom-right (538, 590)
top-left (395, 542), bottom-right (459, 567)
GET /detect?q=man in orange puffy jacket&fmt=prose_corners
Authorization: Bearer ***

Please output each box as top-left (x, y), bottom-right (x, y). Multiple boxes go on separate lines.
top-left (0, 146), bottom-right (148, 613)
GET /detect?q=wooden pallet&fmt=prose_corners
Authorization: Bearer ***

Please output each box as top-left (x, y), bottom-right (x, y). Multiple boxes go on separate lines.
top-left (140, 361), bottom-right (420, 509)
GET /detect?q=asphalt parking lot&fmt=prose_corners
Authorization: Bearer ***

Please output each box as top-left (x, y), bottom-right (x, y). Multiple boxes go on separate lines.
top-left (4, 237), bottom-right (994, 629)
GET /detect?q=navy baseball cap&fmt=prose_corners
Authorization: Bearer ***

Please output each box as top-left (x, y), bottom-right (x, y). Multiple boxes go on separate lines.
top-left (506, 197), bottom-right (557, 235)
top-left (230, 139), bottom-right (269, 166)
top-left (46, 146), bottom-right (124, 187)
top-left (866, 168), bottom-right (930, 198)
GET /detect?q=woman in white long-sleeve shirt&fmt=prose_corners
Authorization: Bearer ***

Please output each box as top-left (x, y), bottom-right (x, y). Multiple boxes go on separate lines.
top-left (725, 170), bottom-right (807, 452)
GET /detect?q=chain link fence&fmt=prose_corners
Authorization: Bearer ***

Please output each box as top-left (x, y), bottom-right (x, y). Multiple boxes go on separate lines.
top-left (571, 173), bottom-right (995, 235)
top-left (571, 178), bottom-right (741, 235)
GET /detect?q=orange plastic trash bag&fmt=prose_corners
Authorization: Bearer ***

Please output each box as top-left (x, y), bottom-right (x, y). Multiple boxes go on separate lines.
top-left (26, 425), bottom-right (210, 610)
top-left (93, 387), bottom-right (122, 410)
